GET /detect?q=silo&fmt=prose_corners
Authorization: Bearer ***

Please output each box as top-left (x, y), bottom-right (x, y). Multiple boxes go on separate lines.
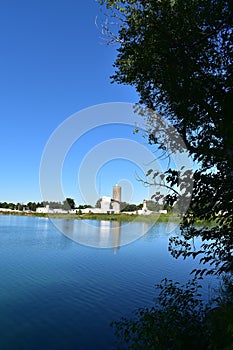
top-left (113, 184), bottom-right (121, 202)
top-left (112, 184), bottom-right (121, 213)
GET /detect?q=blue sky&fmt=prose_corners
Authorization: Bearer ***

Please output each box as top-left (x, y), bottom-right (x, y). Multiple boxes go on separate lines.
top-left (0, 1), bottom-right (192, 207)
top-left (0, 0), bottom-right (155, 205)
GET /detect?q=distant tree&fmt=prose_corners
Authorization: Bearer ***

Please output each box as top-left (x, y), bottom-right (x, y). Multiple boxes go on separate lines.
top-left (27, 202), bottom-right (37, 211)
top-left (43, 201), bottom-right (62, 209)
top-left (63, 198), bottom-right (75, 210)
top-left (77, 204), bottom-right (92, 209)
top-left (120, 201), bottom-right (129, 211)
top-left (36, 202), bottom-right (43, 208)
top-left (0, 202), bottom-right (8, 209)
top-left (8, 202), bottom-right (15, 210)
top-left (95, 198), bottom-right (102, 208)
top-left (0, 202), bottom-right (15, 209)
top-left (146, 200), bottom-right (161, 212)
top-left (121, 204), bottom-right (138, 212)
top-left (16, 203), bottom-right (24, 211)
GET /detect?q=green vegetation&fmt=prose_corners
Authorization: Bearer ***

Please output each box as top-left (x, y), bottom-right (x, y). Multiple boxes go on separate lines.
top-left (99, 0), bottom-right (233, 348)
top-left (0, 198), bottom-right (77, 212)
top-left (112, 277), bottom-right (233, 350)
top-left (0, 209), bottom-right (180, 223)
top-left (75, 212), bottom-right (179, 223)
top-left (121, 204), bottom-right (138, 212)
top-left (0, 210), bottom-right (47, 217)
top-left (62, 197), bottom-right (76, 210)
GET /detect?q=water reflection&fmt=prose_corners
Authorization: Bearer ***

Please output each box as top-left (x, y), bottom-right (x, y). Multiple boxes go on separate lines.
top-left (111, 221), bottom-right (121, 254)
top-left (54, 219), bottom-right (152, 250)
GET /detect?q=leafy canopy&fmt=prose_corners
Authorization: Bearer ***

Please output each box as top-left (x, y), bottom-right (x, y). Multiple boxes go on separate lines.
top-left (99, 1), bottom-right (233, 347)
top-left (99, 0), bottom-right (233, 275)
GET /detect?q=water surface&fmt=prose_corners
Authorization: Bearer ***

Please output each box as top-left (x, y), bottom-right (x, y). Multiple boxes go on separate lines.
top-left (0, 215), bottom-right (214, 349)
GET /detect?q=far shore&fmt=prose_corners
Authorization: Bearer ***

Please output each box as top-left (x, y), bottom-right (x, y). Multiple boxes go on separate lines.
top-left (0, 210), bottom-right (215, 226)
top-left (0, 209), bottom-right (181, 223)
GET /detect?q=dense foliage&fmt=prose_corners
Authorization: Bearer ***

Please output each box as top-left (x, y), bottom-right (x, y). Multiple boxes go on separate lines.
top-left (99, 0), bottom-right (233, 348)
top-left (99, 0), bottom-right (233, 274)
top-left (112, 277), bottom-right (233, 349)
top-left (0, 198), bottom-right (77, 211)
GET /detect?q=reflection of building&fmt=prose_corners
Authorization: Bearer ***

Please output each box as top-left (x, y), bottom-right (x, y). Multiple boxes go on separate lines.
top-left (111, 221), bottom-right (121, 253)
top-left (98, 220), bottom-right (121, 252)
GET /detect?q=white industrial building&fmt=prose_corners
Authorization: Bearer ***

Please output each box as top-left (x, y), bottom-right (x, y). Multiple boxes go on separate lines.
top-left (79, 184), bottom-right (122, 214)
top-left (36, 184), bottom-right (166, 216)
top-left (36, 205), bottom-right (69, 214)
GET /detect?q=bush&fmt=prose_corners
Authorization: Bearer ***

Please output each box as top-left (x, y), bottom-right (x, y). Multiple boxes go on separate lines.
top-left (111, 278), bottom-right (233, 350)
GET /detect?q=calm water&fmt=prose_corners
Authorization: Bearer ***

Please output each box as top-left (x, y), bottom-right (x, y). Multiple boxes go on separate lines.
top-left (0, 215), bottom-right (215, 350)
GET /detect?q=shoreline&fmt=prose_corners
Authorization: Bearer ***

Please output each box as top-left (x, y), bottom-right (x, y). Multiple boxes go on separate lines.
top-left (0, 210), bottom-right (215, 225)
top-left (0, 210), bottom-right (181, 223)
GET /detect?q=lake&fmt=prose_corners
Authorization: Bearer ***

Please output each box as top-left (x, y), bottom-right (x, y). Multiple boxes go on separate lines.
top-left (0, 215), bottom-right (215, 349)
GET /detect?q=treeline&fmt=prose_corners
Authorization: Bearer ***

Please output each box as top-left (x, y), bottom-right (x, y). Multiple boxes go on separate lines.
top-left (0, 198), bottom-right (81, 212)
top-left (1, 199), bottom-right (174, 213)
top-left (121, 200), bottom-right (172, 212)
top-left (0, 201), bottom-right (43, 211)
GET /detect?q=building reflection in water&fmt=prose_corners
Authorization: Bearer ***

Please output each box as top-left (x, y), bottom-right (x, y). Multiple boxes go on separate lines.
top-left (111, 221), bottom-right (121, 253)
top-left (52, 219), bottom-right (152, 251)
top-left (98, 221), bottom-right (121, 253)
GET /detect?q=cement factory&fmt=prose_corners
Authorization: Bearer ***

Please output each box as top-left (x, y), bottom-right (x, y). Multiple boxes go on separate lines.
top-left (100, 184), bottom-right (122, 213)
top-left (36, 184), bottom-right (155, 215)
top-left (79, 184), bottom-right (150, 215)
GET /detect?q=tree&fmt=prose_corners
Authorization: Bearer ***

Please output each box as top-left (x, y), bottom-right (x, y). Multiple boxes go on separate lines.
top-left (146, 200), bottom-right (161, 212)
top-left (112, 278), bottom-right (233, 349)
top-left (27, 202), bottom-right (37, 211)
top-left (0, 202), bottom-right (16, 210)
top-left (8, 202), bottom-right (15, 210)
top-left (16, 203), bottom-right (24, 211)
top-left (99, 1), bottom-right (233, 346)
top-left (0, 202), bottom-right (8, 209)
top-left (120, 201), bottom-right (129, 211)
top-left (99, 0), bottom-right (233, 275)
top-left (43, 201), bottom-right (63, 209)
top-left (121, 203), bottom-right (138, 212)
top-left (63, 198), bottom-right (76, 210)
top-left (95, 198), bottom-right (102, 208)
top-left (77, 204), bottom-right (92, 209)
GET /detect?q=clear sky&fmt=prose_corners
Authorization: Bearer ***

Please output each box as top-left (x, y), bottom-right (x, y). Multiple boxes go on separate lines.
top-left (0, 0), bottom-right (139, 205)
top-left (0, 1), bottom-right (190, 207)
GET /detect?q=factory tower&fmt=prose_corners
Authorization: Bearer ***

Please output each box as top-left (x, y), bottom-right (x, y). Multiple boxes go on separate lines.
top-left (112, 184), bottom-right (121, 213)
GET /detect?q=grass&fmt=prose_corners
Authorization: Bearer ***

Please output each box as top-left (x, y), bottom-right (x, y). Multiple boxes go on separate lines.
top-left (1, 210), bottom-right (216, 225)
top-left (75, 213), bottom-right (181, 223)
top-left (0, 210), bottom-right (181, 223)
